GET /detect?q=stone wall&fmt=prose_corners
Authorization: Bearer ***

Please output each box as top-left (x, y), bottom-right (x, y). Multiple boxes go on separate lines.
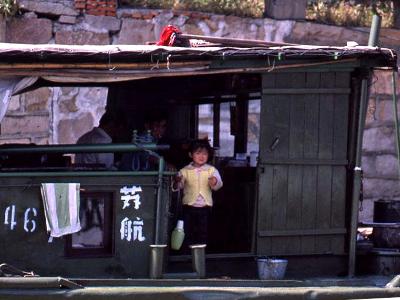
top-left (1, 0), bottom-right (400, 221)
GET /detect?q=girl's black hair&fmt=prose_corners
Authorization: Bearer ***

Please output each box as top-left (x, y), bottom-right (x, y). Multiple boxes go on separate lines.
top-left (189, 139), bottom-right (214, 162)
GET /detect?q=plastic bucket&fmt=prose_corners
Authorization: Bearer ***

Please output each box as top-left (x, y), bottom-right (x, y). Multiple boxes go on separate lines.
top-left (257, 258), bottom-right (288, 280)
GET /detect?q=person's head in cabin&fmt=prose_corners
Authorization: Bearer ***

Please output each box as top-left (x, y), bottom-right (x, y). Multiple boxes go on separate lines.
top-left (98, 113), bottom-right (125, 142)
top-left (143, 110), bottom-right (168, 141)
top-left (188, 139), bottom-right (214, 168)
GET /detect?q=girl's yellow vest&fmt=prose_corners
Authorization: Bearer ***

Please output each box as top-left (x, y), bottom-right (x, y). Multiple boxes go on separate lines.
top-left (181, 165), bottom-right (215, 206)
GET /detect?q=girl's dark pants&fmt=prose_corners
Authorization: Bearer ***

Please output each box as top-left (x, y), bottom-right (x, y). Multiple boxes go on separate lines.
top-left (182, 205), bottom-right (211, 249)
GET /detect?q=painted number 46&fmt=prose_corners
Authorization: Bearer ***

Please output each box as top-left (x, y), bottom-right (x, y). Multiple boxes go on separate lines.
top-left (4, 205), bottom-right (37, 232)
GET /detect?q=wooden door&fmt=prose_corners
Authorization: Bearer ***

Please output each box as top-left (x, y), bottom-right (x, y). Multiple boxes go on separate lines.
top-left (257, 71), bottom-right (351, 255)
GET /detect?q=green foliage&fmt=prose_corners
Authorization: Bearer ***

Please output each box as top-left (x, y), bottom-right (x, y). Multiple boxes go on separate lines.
top-left (0, 0), bottom-right (17, 17)
top-left (306, 0), bottom-right (394, 27)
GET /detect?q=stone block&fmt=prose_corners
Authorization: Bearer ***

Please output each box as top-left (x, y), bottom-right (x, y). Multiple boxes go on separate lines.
top-left (25, 88), bottom-right (51, 112)
top-left (59, 96), bottom-right (79, 113)
top-left (363, 126), bottom-right (395, 153)
top-left (288, 22), bottom-right (368, 46)
top-left (358, 198), bottom-right (374, 223)
top-left (361, 155), bottom-right (376, 177)
top-left (59, 15), bottom-right (77, 24)
top-left (375, 154), bottom-right (400, 177)
top-left (153, 11), bottom-right (174, 39)
top-left (7, 95), bottom-right (21, 111)
top-left (363, 178), bottom-right (400, 199)
top-left (371, 70), bottom-right (400, 96)
top-left (6, 17), bottom-right (52, 44)
top-left (57, 113), bottom-right (94, 144)
top-left (117, 18), bottom-right (154, 45)
top-left (19, 0), bottom-right (78, 16)
top-left (368, 98), bottom-right (400, 124)
top-left (380, 28), bottom-right (400, 49)
top-left (0, 138), bottom-right (31, 145)
top-left (55, 30), bottom-right (109, 45)
top-left (1, 115), bottom-right (49, 135)
top-left (264, 0), bottom-right (307, 20)
top-left (84, 14), bottom-right (121, 32)
top-left (32, 137), bottom-right (49, 145)
top-left (260, 18), bottom-right (294, 42)
top-left (77, 87), bottom-right (108, 109)
top-left (182, 22), bottom-right (205, 36)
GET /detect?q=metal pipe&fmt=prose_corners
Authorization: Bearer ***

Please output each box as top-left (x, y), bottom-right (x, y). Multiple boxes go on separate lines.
top-left (386, 275), bottom-right (400, 288)
top-left (392, 71), bottom-right (400, 177)
top-left (190, 244), bottom-right (206, 278)
top-left (154, 157), bottom-right (165, 244)
top-left (0, 143), bottom-right (169, 154)
top-left (348, 76), bottom-right (369, 277)
top-left (348, 13), bottom-right (381, 277)
top-left (0, 171), bottom-right (175, 177)
top-left (149, 244), bottom-right (167, 279)
top-left (0, 277), bottom-right (83, 289)
top-left (368, 14), bottom-right (382, 47)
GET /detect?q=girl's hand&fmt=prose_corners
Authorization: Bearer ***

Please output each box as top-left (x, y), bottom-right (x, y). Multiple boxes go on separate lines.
top-left (173, 175), bottom-right (183, 190)
top-left (208, 176), bottom-right (217, 187)
top-left (174, 175), bottom-right (182, 183)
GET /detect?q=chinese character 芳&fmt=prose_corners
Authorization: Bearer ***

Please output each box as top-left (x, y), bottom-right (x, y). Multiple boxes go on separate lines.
top-left (120, 186), bottom-right (142, 210)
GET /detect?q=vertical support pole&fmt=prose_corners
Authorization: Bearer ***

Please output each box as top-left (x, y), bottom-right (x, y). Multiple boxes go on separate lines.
top-left (348, 13), bottom-right (381, 277)
top-left (213, 101), bottom-right (220, 148)
top-left (234, 95), bottom-right (249, 155)
top-left (348, 79), bottom-right (368, 277)
top-left (154, 157), bottom-right (165, 244)
top-left (368, 14), bottom-right (382, 47)
top-left (149, 244), bottom-right (167, 279)
top-left (190, 244), bottom-right (206, 278)
top-left (392, 71), bottom-right (400, 176)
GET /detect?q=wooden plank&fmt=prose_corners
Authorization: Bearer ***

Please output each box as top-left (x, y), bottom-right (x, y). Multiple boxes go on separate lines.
top-left (270, 165), bottom-right (289, 254)
top-left (330, 71), bottom-right (350, 254)
top-left (289, 82), bottom-right (305, 159)
top-left (272, 73), bottom-right (302, 254)
top-left (257, 166), bottom-right (274, 255)
top-left (262, 88), bottom-right (351, 94)
top-left (259, 74), bottom-right (276, 162)
top-left (286, 72), bottom-right (305, 254)
top-left (262, 73), bottom-right (276, 89)
top-left (300, 72), bottom-right (320, 254)
top-left (271, 95), bottom-right (290, 160)
top-left (301, 166), bottom-right (318, 254)
top-left (286, 165), bottom-right (303, 254)
top-left (257, 73), bottom-right (277, 255)
top-left (331, 167), bottom-right (347, 254)
top-left (315, 72), bottom-right (335, 253)
top-left (258, 228), bottom-right (347, 237)
top-left (303, 72), bottom-right (320, 159)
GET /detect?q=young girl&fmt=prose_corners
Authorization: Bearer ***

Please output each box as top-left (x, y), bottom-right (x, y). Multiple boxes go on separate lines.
top-left (173, 139), bottom-right (223, 248)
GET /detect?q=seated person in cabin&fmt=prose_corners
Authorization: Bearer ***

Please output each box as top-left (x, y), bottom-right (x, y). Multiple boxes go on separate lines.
top-left (172, 139), bottom-right (223, 248)
top-left (119, 110), bottom-right (168, 171)
top-left (75, 113), bottom-right (124, 169)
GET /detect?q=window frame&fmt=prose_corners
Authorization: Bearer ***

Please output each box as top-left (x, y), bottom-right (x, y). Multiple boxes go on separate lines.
top-left (65, 191), bottom-right (114, 258)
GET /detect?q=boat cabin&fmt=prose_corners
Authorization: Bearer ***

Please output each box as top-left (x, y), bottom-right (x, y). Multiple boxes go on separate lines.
top-left (0, 42), bottom-right (397, 278)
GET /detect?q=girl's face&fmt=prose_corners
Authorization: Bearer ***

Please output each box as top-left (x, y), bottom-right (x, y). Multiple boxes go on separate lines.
top-left (191, 148), bottom-right (209, 167)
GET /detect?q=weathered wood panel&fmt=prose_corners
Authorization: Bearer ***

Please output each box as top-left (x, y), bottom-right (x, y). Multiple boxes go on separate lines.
top-left (257, 71), bottom-right (350, 256)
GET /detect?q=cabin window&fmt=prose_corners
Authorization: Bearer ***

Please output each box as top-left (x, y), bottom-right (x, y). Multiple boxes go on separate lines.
top-left (247, 99), bottom-right (260, 154)
top-left (65, 191), bottom-right (113, 257)
top-left (197, 101), bottom-right (260, 158)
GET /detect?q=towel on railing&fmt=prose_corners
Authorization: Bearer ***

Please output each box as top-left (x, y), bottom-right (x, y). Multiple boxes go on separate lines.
top-left (41, 183), bottom-right (81, 237)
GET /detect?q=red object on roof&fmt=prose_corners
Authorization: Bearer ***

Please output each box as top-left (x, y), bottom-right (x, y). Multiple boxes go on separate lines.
top-left (156, 25), bottom-right (182, 46)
